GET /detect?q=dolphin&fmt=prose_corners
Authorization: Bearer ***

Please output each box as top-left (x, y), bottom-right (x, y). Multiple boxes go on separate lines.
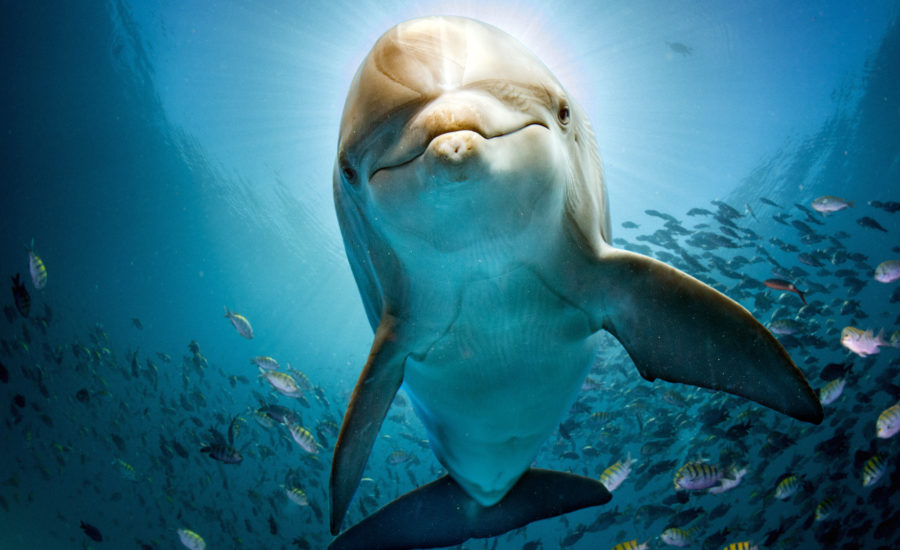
top-left (329, 16), bottom-right (822, 550)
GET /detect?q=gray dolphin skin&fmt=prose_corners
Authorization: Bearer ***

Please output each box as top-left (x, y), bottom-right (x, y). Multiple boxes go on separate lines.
top-left (329, 16), bottom-right (823, 550)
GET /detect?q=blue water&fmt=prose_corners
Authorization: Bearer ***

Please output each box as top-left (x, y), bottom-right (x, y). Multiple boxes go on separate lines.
top-left (1, 1), bottom-right (899, 548)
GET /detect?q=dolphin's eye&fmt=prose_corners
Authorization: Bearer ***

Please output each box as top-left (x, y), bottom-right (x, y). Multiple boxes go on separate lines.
top-left (340, 161), bottom-right (357, 184)
top-left (557, 105), bottom-right (570, 125)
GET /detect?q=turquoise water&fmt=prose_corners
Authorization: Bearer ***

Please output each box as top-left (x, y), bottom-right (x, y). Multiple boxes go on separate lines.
top-left (1, 1), bottom-right (899, 548)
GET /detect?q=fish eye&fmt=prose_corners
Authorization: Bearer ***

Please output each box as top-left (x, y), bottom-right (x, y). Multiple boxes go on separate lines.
top-left (557, 104), bottom-right (570, 125)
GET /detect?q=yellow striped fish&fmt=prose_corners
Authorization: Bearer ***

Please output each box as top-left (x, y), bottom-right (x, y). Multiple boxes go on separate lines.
top-left (876, 403), bottom-right (900, 438)
top-left (283, 484), bottom-right (309, 506)
top-left (224, 306), bottom-right (254, 339)
top-left (176, 528), bottom-right (206, 550)
top-left (659, 526), bottom-right (698, 547)
top-left (611, 540), bottom-right (648, 550)
top-left (26, 239), bottom-right (47, 290)
top-left (288, 423), bottom-right (318, 454)
top-left (599, 454), bottom-right (634, 491)
top-left (589, 411), bottom-right (618, 425)
top-left (774, 474), bottom-right (800, 500)
top-left (818, 378), bottom-right (845, 405)
top-left (673, 461), bottom-right (723, 491)
top-left (251, 356), bottom-right (280, 371)
top-left (111, 458), bottom-right (137, 481)
top-left (721, 543), bottom-right (757, 550)
top-left (260, 370), bottom-right (303, 398)
top-left (287, 363), bottom-right (313, 392)
top-left (862, 454), bottom-right (887, 487)
top-left (815, 497), bottom-right (835, 521)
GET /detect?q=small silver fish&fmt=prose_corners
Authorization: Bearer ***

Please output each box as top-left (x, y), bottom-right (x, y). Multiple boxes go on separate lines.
top-left (840, 327), bottom-right (887, 357)
top-left (862, 455), bottom-right (887, 487)
top-left (288, 423), bottom-right (318, 454)
top-left (659, 526), bottom-right (697, 547)
top-left (774, 474), bottom-right (800, 500)
top-left (260, 370), bottom-right (302, 398)
top-left (177, 528), bottom-right (206, 550)
top-left (819, 378), bottom-right (846, 405)
top-left (768, 318), bottom-right (803, 335)
top-left (874, 260), bottom-right (900, 283)
top-left (599, 455), bottom-right (634, 492)
top-left (26, 239), bottom-right (47, 290)
top-left (811, 195), bottom-right (853, 213)
top-left (876, 403), bottom-right (900, 438)
top-left (251, 356), bottom-right (280, 371)
top-left (673, 462), bottom-right (723, 491)
top-left (224, 306), bottom-right (254, 339)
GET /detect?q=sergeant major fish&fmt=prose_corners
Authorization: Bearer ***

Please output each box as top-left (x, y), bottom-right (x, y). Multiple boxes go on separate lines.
top-left (673, 462), bottom-right (723, 491)
top-left (840, 327), bottom-right (888, 357)
top-left (815, 497), bottom-right (836, 521)
top-left (288, 423), bottom-right (318, 454)
top-left (861, 454), bottom-right (887, 487)
top-left (598, 454), bottom-right (634, 492)
top-left (257, 403), bottom-right (298, 426)
top-left (819, 378), bottom-right (846, 405)
top-left (177, 528), bottom-right (206, 550)
top-left (26, 239), bottom-right (47, 290)
top-left (252, 356), bottom-right (280, 371)
top-left (284, 484), bottom-right (310, 506)
top-left (768, 319), bottom-right (804, 336)
top-left (773, 474), bottom-right (800, 500)
top-left (224, 306), bottom-right (254, 339)
top-left (261, 370), bottom-right (303, 398)
top-left (874, 260), bottom-right (900, 283)
top-left (876, 403), bottom-right (900, 438)
top-left (200, 416), bottom-right (243, 464)
top-left (659, 526), bottom-right (698, 547)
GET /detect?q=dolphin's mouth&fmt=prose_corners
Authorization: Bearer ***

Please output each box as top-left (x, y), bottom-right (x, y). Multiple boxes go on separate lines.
top-left (370, 122), bottom-right (548, 180)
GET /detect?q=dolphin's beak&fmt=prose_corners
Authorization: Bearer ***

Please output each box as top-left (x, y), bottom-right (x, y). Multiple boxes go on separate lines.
top-left (370, 89), bottom-right (547, 179)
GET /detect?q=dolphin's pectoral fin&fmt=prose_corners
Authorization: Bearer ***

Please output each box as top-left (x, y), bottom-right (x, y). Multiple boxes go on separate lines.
top-left (594, 247), bottom-right (823, 424)
top-left (328, 469), bottom-right (611, 550)
top-left (330, 313), bottom-right (406, 534)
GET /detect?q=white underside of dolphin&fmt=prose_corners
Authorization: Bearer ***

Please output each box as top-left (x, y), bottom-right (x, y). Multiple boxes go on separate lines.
top-left (327, 15), bottom-right (822, 550)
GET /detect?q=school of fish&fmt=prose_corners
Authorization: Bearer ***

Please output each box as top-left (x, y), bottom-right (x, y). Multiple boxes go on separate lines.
top-left (1, 193), bottom-right (899, 550)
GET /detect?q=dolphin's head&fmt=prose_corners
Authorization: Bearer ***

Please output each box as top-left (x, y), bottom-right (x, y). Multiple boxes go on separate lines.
top-left (334, 16), bottom-right (609, 324)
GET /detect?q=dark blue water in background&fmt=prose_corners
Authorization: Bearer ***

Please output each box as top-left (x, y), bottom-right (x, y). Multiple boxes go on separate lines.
top-left (1, 1), bottom-right (899, 548)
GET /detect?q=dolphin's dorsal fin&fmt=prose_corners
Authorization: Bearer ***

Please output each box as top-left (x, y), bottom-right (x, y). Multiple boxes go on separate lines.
top-left (330, 314), bottom-right (407, 534)
top-left (594, 246), bottom-right (823, 424)
top-left (328, 469), bottom-right (611, 550)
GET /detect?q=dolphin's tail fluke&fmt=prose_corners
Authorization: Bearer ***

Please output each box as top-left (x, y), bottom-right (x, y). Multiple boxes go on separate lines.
top-left (328, 469), bottom-right (611, 550)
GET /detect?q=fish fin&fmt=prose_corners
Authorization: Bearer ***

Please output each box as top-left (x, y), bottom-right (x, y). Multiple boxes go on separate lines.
top-left (223, 306), bottom-right (231, 318)
top-left (595, 246), bottom-right (823, 424)
top-left (330, 313), bottom-right (406, 534)
top-left (328, 469), bottom-right (611, 550)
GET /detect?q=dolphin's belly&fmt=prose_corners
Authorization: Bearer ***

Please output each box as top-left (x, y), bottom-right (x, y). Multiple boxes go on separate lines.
top-left (402, 269), bottom-right (597, 505)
